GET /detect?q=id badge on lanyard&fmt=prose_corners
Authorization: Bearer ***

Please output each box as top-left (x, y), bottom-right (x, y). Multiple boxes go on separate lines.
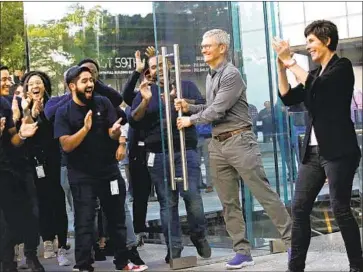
top-left (34, 157), bottom-right (46, 179)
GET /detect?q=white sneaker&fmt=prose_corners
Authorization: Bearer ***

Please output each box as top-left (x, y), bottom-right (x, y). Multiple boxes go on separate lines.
top-left (119, 263), bottom-right (148, 271)
top-left (17, 244), bottom-right (28, 269)
top-left (57, 248), bottom-right (71, 266)
top-left (43, 241), bottom-right (57, 259)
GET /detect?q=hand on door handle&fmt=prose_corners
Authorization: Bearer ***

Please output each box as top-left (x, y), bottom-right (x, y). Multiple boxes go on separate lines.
top-left (174, 98), bottom-right (189, 113)
top-left (177, 116), bottom-right (192, 130)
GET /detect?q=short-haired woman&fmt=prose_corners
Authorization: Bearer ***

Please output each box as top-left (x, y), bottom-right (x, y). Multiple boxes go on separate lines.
top-left (273, 20), bottom-right (362, 272)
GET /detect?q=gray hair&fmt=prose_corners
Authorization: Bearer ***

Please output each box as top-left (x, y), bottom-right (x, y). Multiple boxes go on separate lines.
top-left (203, 29), bottom-right (230, 50)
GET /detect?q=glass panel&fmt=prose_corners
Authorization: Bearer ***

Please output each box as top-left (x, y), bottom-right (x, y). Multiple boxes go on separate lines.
top-left (347, 2), bottom-right (363, 15)
top-left (304, 2), bottom-right (347, 22)
top-left (152, 1), bottom-right (235, 265)
top-left (237, 1), bottom-right (293, 253)
top-left (281, 23), bottom-right (307, 46)
top-left (348, 14), bottom-right (363, 38)
top-left (278, 2), bottom-right (305, 25)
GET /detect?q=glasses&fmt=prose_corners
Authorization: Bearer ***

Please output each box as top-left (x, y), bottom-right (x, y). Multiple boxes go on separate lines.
top-left (1, 77), bottom-right (12, 83)
top-left (200, 44), bottom-right (220, 51)
top-left (200, 44), bottom-right (212, 50)
top-left (27, 80), bottom-right (44, 87)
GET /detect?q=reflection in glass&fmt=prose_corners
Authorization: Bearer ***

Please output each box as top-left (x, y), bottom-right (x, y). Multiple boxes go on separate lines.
top-left (24, 2), bottom-right (154, 95)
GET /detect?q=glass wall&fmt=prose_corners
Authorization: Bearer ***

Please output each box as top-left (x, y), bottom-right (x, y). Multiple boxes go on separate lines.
top-left (22, 0), bottom-right (362, 266)
top-left (151, 1), bottom-right (239, 258)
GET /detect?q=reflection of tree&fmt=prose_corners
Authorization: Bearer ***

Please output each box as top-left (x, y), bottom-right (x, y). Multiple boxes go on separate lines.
top-left (0, 2), bottom-right (26, 72)
top-left (153, 2), bottom-right (233, 64)
top-left (26, 3), bottom-right (156, 94)
top-left (26, 2), bottom-right (235, 95)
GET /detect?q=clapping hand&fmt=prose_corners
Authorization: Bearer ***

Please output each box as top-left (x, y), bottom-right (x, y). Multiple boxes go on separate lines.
top-left (0, 117), bottom-right (6, 137)
top-left (110, 118), bottom-right (123, 136)
top-left (19, 118), bottom-right (38, 138)
top-left (272, 36), bottom-right (293, 63)
top-left (83, 110), bottom-right (93, 132)
top-left (31, 98), bottom-right (43, 119)
top-left (12, 95), bottom-right (21, 122)
top-left (135, 50), bottom-right (146, 73)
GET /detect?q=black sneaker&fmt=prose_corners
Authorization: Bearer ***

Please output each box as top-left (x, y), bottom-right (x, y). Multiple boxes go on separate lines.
top-left (135, 233), bottom-right (146, 248)
top-left (94, 247), bottom-right (106, 261)
top-left (350, 263), bottom-right (363, 272)
top-left (191, 236), bottom-right (211, 259)
top-left (128, 246), bottom-right (145, 265)
top-left (164, 248), bottom-right (182, 264)
top-left (1, 261), bottom-right (18, 272)
top-left (26, 256), bottom-right (45, 272)
top-left (72, 265), bottom-right (94, 272)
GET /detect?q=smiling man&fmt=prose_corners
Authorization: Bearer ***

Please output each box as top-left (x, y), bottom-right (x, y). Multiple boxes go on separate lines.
top-left (175, 29), bottom-right (292, 270)
top-left (54, 66), bottom-right (142, 271)
top-left (0, 65), bottom-right (12, 96)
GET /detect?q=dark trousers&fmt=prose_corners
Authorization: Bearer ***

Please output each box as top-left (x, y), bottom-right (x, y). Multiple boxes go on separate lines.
top-left (70, 174), bottom-right (127, 269)
top-left (35, 166), bottom-right (68, 247)
top-left (129, 145), bottom-right (152, 234)
top-left (289, 146), bottom-right (363, 271)
top-left (0, 170), bottom-right (39, 263)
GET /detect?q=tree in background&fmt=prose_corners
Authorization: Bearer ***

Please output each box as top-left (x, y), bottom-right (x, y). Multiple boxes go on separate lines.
top-left (24, 1), bottom-right (237, 95)
top-left (0, 1), bottom-right (26, 73)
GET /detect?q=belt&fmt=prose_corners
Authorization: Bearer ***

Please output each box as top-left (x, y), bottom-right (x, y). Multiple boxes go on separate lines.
top-left (213, 126), bottom-right (252, 142)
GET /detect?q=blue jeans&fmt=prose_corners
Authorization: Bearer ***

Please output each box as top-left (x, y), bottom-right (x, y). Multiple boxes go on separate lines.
top-left (61, 166), bottom-right (74, 212)
top-left (125, 202), bottom-right (137, 248)
top-left (147, 149), bottom-right (207, 250)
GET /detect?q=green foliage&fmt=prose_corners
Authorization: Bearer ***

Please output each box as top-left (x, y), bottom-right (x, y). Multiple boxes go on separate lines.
top-left (23, 1), bottom-right (233, 95)
top-left (0, 1), bottom-right (26, 72)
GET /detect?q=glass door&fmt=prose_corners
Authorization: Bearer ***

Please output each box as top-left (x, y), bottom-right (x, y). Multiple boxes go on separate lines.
top-left (151, 1), bottom-right (243, 268)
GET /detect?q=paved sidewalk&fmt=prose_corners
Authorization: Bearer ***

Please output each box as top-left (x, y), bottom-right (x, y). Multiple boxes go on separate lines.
top-left (40, 230), bottom-right (360, 271)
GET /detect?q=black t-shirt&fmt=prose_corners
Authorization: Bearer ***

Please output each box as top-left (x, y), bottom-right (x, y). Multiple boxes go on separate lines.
top-left (0, 97), bottom-right (15, 173)
top-left (54, 96), bottom-right (120, 182)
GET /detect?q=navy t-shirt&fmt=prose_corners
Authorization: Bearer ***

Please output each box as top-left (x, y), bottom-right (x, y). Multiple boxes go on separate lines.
top-left (129, 80), bottom-right (204, 153)
top-left (54, 96), bottom-right (120, 182)
top-left (0, 97), bottom-right (15, 173)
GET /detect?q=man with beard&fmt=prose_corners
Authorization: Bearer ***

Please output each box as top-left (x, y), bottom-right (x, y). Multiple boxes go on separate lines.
top-left (54, 66), bottom-right (143, 271)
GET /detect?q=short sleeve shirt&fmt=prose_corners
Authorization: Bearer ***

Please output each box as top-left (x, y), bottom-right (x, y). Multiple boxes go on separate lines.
top-left (54, 96), bottom-right (120, 182)
top-left (0, 97), bottom-right (15, 173)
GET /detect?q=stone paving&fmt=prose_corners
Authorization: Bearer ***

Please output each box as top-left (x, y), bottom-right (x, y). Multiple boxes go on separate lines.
top-left (41, 230), bottom-right (361, 271)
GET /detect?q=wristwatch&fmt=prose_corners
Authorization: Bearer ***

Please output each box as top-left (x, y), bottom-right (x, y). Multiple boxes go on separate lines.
top-left (284, 59), bottom-right (297, 69)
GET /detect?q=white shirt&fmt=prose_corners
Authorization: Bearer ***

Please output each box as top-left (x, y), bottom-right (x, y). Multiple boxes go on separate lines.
top-left (309, 126), bottom-right (318, 146)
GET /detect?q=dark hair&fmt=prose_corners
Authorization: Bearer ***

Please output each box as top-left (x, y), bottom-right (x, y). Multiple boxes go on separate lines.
top-left (9, 83), bottom-right (21, 96)
top-left (77, 58), bottom-right (100, 72)
top-left (22, 71), bottom-right (52, 103)
top-left (0, 65), bottom-right (9, 71)
top-left (304, 20), bottom-right (339, 51)
top-left (70, 76), bottom-right (81, 85)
